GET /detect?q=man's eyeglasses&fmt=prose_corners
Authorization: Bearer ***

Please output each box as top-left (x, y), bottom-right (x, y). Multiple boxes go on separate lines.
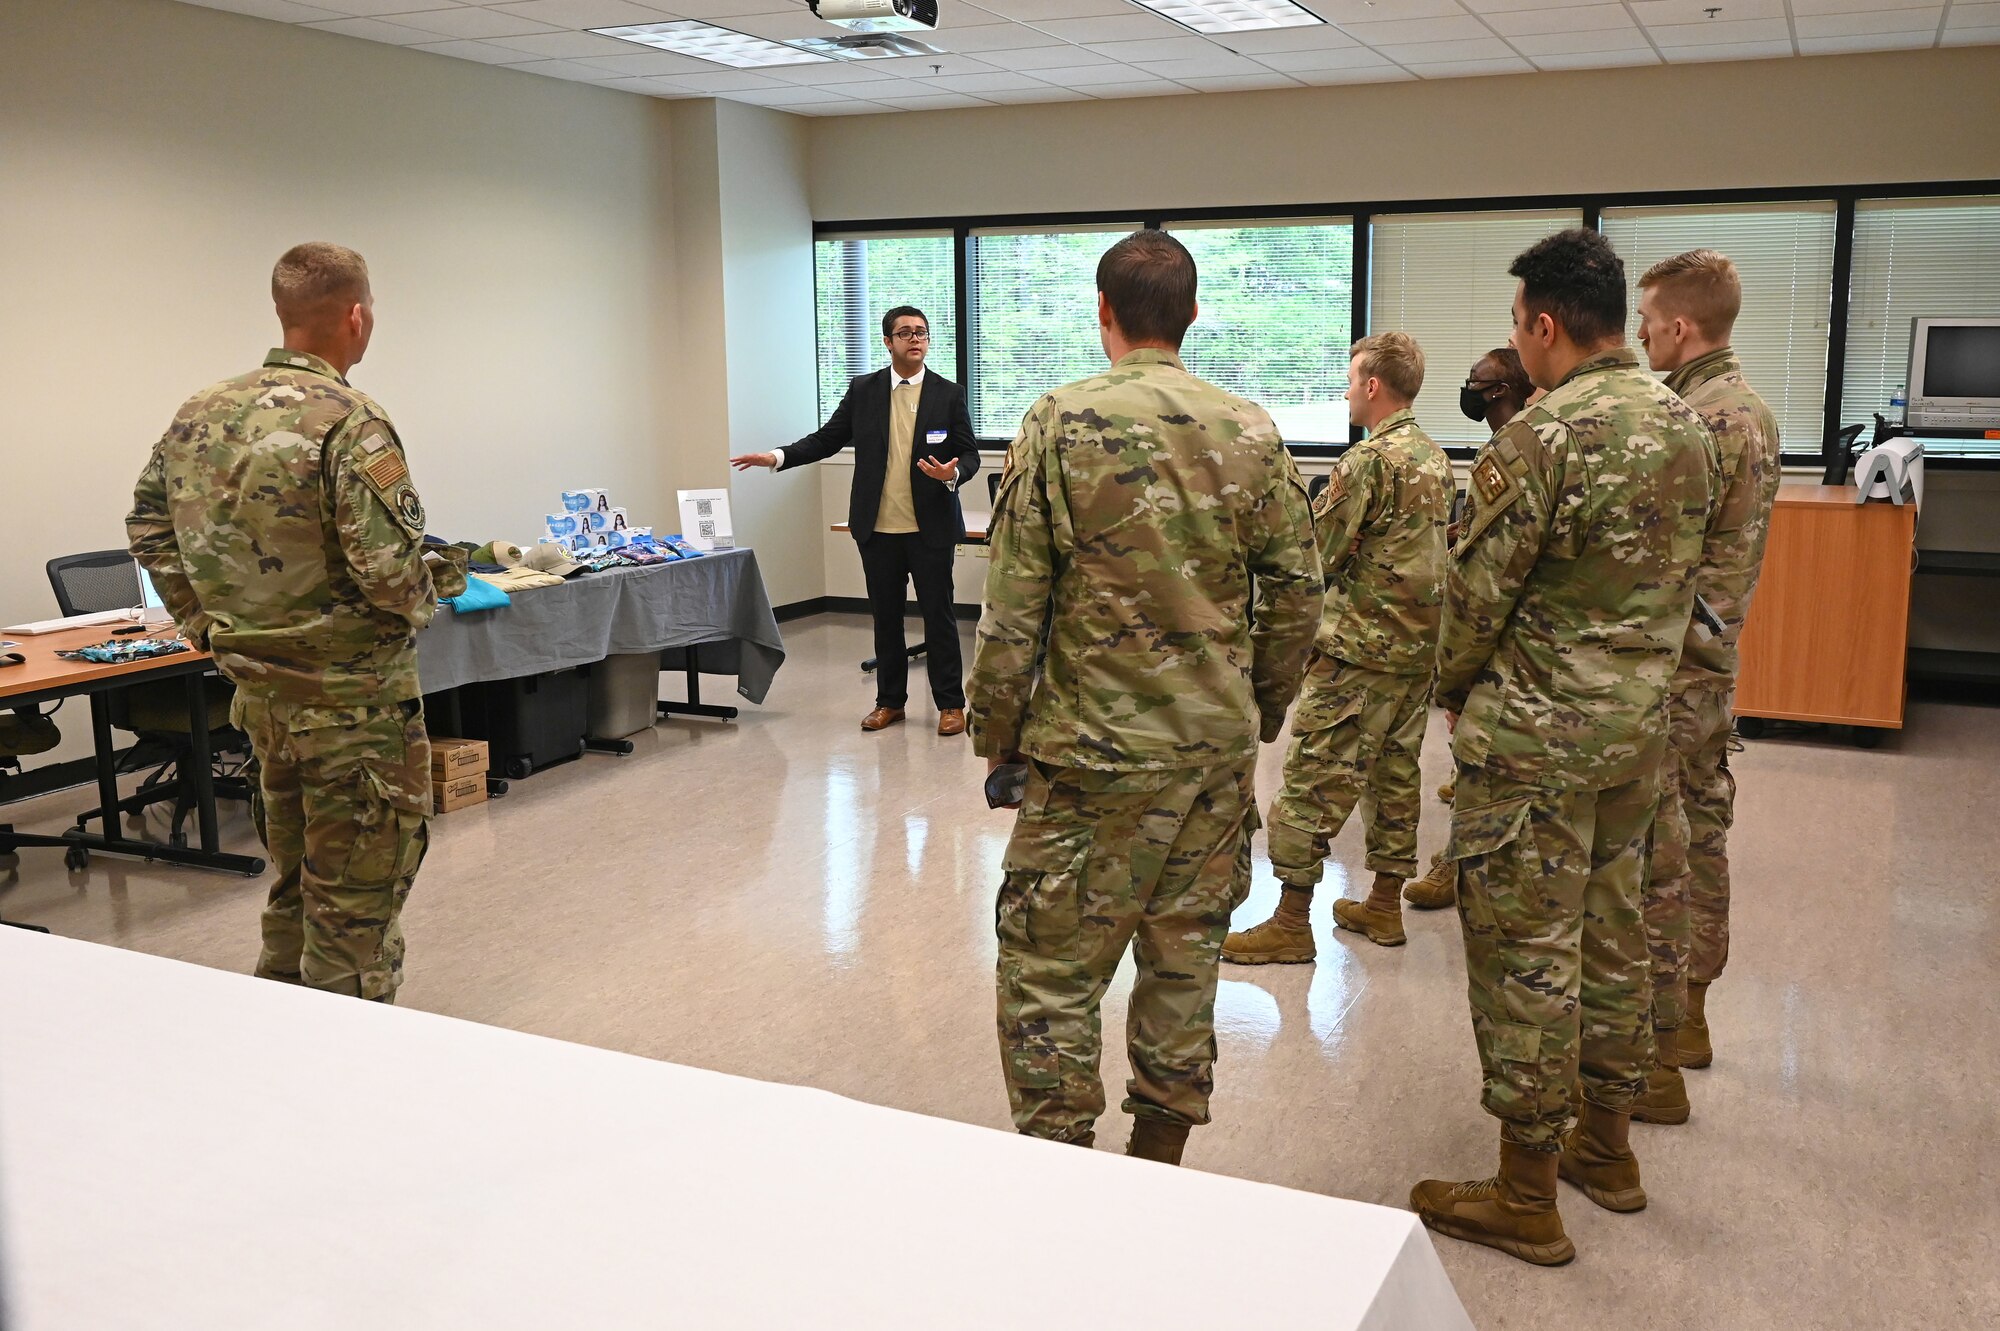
top-left (890, 328), bottom-right (931, 342)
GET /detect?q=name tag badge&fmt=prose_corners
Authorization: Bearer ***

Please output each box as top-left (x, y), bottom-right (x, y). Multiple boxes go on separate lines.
top-left (926, 430), bottom-right (948, 445)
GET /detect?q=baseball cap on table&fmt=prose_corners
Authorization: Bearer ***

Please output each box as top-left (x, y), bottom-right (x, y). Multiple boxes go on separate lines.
top-left (522, 542), bottom-right (586, 578)
top-left (473, 540), bottom-right (526, 568)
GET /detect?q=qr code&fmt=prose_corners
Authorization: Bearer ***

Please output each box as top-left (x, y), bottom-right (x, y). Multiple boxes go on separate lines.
top-left (698, 519), bottom-right (717, 540)
top-left (694, 498), bottom-right (715, 518)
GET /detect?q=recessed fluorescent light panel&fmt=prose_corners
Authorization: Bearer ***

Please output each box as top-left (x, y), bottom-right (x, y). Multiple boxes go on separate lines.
top-left (590, 20), bottom-right (833, 68)
top-left (1128, 0), bottom-right (1327, 34)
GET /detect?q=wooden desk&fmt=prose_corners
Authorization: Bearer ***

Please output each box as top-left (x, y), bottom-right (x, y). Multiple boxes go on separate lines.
top-left (0, 625), bottom-right (262, 876)
top-left (1735, 484), bottom-right (1917, 730)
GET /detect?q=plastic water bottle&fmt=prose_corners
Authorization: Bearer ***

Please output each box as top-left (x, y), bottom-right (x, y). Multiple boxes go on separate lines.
top-left (1890, 383), bottom-right (1907, 413)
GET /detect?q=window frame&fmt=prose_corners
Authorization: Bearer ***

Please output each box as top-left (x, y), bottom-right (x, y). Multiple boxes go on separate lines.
top-left (813, 179), bottom-right (2000, 468)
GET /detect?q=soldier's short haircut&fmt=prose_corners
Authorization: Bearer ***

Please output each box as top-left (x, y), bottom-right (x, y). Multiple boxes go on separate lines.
top-left (1508, 228), bottom-right (1625, 346)
top-left (1639, 249), bottom-right (1742, 341)
top-left (271, 242), bottom-right (370, 326)
top-left (1480, 346), bottom-right (1534, 402)
top-left (1096, 230), bottom-right (1197, 347)
top-left (881, 305), bottom-right (928, 339)
top-left (1350, 331), bottom-right (1425, 400)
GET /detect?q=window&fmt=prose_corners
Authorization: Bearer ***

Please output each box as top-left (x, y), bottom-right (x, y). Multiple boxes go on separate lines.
top-left (1168, 220), bottom-right (1355, 445)
top-left (1369, 209), bottom-right (1583, 446)
top-left (968, 225), bottom-right (1139, 440)
top-left (1603, 201), bottom-right (1836, 453)
top-left (813, 233), bottom-right (957, 422)
top-left (1844, 196), bottom-right (2000, 458)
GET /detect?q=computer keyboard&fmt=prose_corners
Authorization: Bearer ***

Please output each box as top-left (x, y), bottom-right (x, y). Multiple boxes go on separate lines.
top-left (2, 609), bottom-right (139, 636)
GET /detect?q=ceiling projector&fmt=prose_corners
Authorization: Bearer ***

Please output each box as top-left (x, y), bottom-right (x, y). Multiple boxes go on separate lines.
top-left (809, 0), bottom-right (939, 32)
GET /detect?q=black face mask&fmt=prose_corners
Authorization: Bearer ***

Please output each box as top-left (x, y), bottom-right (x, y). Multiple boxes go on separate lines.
top-left (1459, 385), bottom-right (1491, 422)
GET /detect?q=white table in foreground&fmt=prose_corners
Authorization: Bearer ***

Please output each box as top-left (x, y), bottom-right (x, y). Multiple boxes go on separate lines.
top-left (0, 932), bottom-right (1475, 1331)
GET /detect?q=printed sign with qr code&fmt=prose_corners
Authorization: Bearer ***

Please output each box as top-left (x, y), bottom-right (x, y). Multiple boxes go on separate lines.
top-left (698, 519), bottom-right (716, 540)
top-left (695, 499), bottom-right (714, 517)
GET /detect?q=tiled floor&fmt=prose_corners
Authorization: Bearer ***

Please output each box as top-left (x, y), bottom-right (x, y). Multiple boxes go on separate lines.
top-left (3, 613), bottom-right (1996, 1329)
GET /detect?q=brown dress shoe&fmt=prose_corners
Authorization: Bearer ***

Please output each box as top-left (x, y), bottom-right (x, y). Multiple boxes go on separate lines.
top-left (861, 707), bottom-right (905, 732)
top-left (937, 708), bottom-right (966, 736)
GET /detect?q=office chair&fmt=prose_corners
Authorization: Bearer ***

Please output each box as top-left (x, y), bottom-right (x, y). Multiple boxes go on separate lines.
top-left (45, 550), bottom-right (250, 847)
top-left (1820, 423), bottom-right (1868, 487)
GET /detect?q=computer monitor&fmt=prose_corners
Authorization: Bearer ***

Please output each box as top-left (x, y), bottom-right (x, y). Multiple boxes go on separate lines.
top-left (1907, 318), bottom-right (2000, 431)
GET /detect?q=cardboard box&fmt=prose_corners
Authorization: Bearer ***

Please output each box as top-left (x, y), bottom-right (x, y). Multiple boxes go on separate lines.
top-left (432, 772), bottom-right (487, 814)
top-left (430, 737), bottom-right (488, 781)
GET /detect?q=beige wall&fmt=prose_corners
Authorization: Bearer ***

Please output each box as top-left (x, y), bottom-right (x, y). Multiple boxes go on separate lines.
top-left (0, 0), bottom-right (681, 636)
top-left (807, 47), bottom-right (2000, 221)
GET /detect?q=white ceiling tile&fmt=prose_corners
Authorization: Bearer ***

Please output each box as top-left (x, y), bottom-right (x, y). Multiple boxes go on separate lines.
top-left (1288, 62), bottom-right (1415, 80)
top-left (1459, 0), bottom-right (1618, 12)
top-left (1512, 28), bottom-right (1649, 51)
top-left (1299, 0), bottom-right (1468, 18)
top-left (1797, 28), bottom-right (1938, 47)
top-left (284, 0), bottom-right (464, 14)
top-left (656, 68), bottom-right (789, 90)
top-left (178, 0), bottom-right (348, 20)
top-left (665, 0), bottom-right (830, 16)
top-left (485, 0), bottom-right (680, 25)
top-left (1082, 36), bottom-right (1220, 63)
top-left (1408, 54), bottom-right (1539, 73)
top-left (1374, 36), bottom-right (1521, 59)
top-left (812, 77), bottom-right (923, 97)
top-left (1487, 5), bottom-right (1643, 35)
top-left (1792, 0), bottom-right (1937, 10)
top-left (982, 44), bottom-right (1120, 70)
top-left (375, 7), bottom-right (566, 37)
top-left (1530, 44), bottom-right (1664, 63)
top-left (967, 0), bottom-right (1131, 18)
top-left (1215, 11), bottom-right (1434, 51)
top-left (1133, 52), bottom-right (1273, 76)
top-left (1256, 43), bottom-right (1393, 68)
top-left (1028, 14), bottom-right (1187, 44)
top-left (872, 92), bottom-right (998, 109)
top-left (580, 49), bottom-right (743, 74)
top-left (1946, 1), bottom-right (2000, 24)
top-left (1661, 37), bottom-right (1798, 56)
top-left (728, 83), bottom-right (860, 105)
top-left (917, 70), bottom-right (1058, 92)
top-left (1035, 61), bottom-right (1185, 85)
top-left (760, 60), bottom-right (904, 84)
top-left (1337, 15), bottom-right (1496, 43)
top-left (408, 36), bottom-right (542, 61)
top-left (853, 53), bottom-right (1005, 77)
top-left (788, 99), bottom-right (895, 114)
top-left (1629, 0), bottom-right (1790, 21)
top-left (1796, 7), bottom-right (1941, 33)
top-left (1646, 17), bottom-right (1796, 44)
top-left (301, 15), bottom-right (448, 42)
top-left (510, 57), bottom-right (633, 79)
top-left (1174, 71), bottom-right (1307, 89)
top-left (1085, 79), bottom-right (1199, 97)
top-left (967, 84), bottom-right (1095, 102)
top-left (1939, 23), bottom-right (2000, 41)
top-left (488, 29), bottom-right (644, 57)
top-left (928, 23), bottom-right (1066, 52)
top-left (595, 75), bottom-right (702, 94)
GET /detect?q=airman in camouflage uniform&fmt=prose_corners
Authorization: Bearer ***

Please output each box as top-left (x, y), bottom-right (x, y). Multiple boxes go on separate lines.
top-left (128, 242), bottom-right (450, 1003)
top-left (1223, 333), bottom-right (1449, 961)
top-left (1630, 252), bottom-right (1783, 1125)
top-left (969, 231), bottom-right (1321, 1165)
top-left (1411, 230), bottom-right (1716, 1266)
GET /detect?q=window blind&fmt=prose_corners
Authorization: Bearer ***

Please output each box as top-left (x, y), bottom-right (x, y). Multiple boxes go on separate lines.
top-left (1168, 220), bottom-right (1355, 445)
top-left (1369, 209), bottom-right (1584, 445)
top-left (968, 225), bottom-right (1140, 440)
top-left (1603, 201), bottom-right (1836, 452)
top-left (813, 233), bottom-right (957, 423)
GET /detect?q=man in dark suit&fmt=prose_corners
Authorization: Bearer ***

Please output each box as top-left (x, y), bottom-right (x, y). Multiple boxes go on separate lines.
top-left (731, 305), bottom-right (980, 735)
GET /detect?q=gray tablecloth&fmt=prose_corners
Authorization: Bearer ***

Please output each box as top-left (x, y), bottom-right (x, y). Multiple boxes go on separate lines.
top-left (417, 548), bottom-right (784, 703)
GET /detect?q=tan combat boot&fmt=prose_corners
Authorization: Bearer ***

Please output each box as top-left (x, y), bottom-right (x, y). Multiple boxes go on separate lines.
top-left (1558, 1102), bottom-right (1647, 1212)
top-left (1679, 980), bottom-right (1714, 1068)
top-left (1411, 1140), bottom-right (1575, 1267)
top-left (1222, 886), bottom-right (1316, 964)
top-left (1126, 1118), bottom-right (1189, 1165)
top-left (1332, 872), bottom-right (1407, 947)
top-left (1632, 1034), bottom-right (1691, 1125)
top-left (1404, 853), bottom-right (1456, 910)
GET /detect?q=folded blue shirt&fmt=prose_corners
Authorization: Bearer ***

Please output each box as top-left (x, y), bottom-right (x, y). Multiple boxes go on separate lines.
top-left (445, 574), bottom-right (510, 615)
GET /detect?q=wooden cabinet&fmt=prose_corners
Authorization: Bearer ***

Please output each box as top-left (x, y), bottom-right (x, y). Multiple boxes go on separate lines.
top-left (1735, 484), bottom-right (1917, 729)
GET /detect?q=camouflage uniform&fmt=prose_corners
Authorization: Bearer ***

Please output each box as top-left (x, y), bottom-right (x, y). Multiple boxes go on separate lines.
top-left (129, 348), bottom-right (439, 1002)
top-left (1267, 409), bottom-right (1450, 886)
top-left (1642, 349), bottom-right (1780, 1034)
top-left (1436, 347), bottom-right (1715, 1146)
top-left (969, 348), bottom-right (1321, 1143)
